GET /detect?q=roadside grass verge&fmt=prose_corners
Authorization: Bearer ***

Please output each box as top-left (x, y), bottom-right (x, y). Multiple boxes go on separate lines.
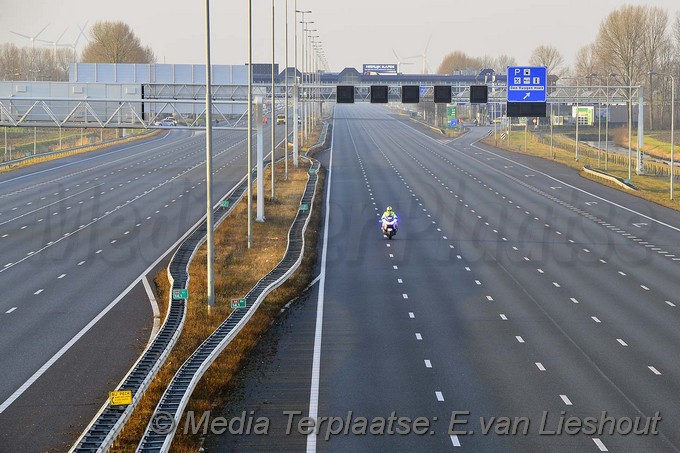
top-left (0, 129), bottom-right (159, 173)
top-left (483, 130), bottom-right (680, 211)
top-left (112, 132), bottom-right (326, 451)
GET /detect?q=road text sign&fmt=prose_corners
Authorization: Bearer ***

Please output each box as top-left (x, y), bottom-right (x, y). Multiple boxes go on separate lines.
top-left (231, 298), bottom-right (247, 309)
top-left (507, 66), bottom-right (547, 102)
top-left (172, 289), bottom-right (188, 300)
top-left (110, 390), bottom-right (132, 406)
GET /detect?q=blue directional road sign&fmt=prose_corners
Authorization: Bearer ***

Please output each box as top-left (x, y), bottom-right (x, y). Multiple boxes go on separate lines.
top-left (507, 66), bottom-right (547, 102)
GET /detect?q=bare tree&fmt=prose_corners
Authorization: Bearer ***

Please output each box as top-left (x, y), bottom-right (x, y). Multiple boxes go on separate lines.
top-left (574, 44), bottom-right (600, 81)
top-left (81, 21), bottom-right (156, 64)
top-left (0, 43), bottom-right (69, 81)
top-left (495, 55), bottom-right (517, 73)
top-left (436, 51), bottom-right (483, 75)
top-left (529, 45), bottom-right (564, 76)
top-left (641, 6), bottom-right (670, 129)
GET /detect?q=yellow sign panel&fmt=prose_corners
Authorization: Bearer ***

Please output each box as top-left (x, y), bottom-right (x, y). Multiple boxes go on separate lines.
top-left (110, 390), bottom-right (132, 406)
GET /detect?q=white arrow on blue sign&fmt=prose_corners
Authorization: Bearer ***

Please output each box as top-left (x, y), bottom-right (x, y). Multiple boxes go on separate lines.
top-left (507, 66), bottom-right (547, 102)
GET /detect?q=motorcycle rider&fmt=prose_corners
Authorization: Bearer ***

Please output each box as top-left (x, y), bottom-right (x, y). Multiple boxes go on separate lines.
top-left (381, 206), bottom-right (398, 234)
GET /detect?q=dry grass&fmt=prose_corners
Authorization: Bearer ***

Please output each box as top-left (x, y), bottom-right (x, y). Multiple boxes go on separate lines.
top-left (483, 130), bottom-right (680, 211)
top-left (112, 134), bottom-right (326, 451)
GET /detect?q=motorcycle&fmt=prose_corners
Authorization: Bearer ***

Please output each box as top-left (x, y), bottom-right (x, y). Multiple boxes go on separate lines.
top-left (380, 215), bottom-right (399, 240)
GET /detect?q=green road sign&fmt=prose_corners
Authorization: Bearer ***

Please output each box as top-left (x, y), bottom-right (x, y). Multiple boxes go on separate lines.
top-left (231, 298), bottom-right (247, 309)
top-left (221, 200), bottom-right (229, 208)
top-left (300, 203), bottom-right (309, 212)
top-left (447, 104), bottom-right (457, 117)
top-left (172, 289), bottom-right (188, 300)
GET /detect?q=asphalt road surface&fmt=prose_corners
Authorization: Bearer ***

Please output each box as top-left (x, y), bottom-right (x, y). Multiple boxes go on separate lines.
top-left (207, 104), bottom-right (680, 453)
top-left (0, 124), bottom-right (285, 452)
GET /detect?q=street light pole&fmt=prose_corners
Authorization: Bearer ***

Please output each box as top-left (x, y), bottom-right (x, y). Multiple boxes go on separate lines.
top-left (247, 0), bottom-right (253, 248)
top-left (204, 0), bottom-right (215, 308)
top-left (294, 9), bottom-right (311, 168)
top-left (651, 72), bottom-right (675, 199)
top-left (284, 0), bottom-right (289, 180)
top-left (270, 0), bottom-right (276, 201)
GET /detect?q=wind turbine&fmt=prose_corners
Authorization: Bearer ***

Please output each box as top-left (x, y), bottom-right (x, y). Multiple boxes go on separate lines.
top-left (406, 35), bottom-right (432, 74)
top-left (62, 22), bottom-right (89, 63)
top-left (392, 48), bottom-right (413, 74)
top-left (10, 24), bottom-right (50, 50)
top-left (37, 27), bottom-right (69, 58)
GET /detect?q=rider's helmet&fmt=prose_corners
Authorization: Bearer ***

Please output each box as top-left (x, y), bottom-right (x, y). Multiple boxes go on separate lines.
top-left (386, 206), bottom-right (393, 212)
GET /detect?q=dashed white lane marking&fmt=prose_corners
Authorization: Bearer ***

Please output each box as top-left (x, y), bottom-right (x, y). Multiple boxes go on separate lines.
top-left (536, 362), bottom-right (546, 371)
top-left (435, 391), bottom-right (444, 402)
top-left (397, 278), bottom-right (403, 284)
top-left (415, 333), bottom-right (422, 340)
top-left (34, 289), bottom-right (43, 295)
top-left (110, 240), bottom-right (117, 244)
top-left (648, 366), bottom-right (661, 375)
top-left (617, 339), bottom-right (628, 346)
top-left (560, 395), bottom-right (573, 406)
top-left (515, 336), bottom-right (525, 343)
top-left (641, 285), bottom-right (650, 291)
top-left (389, 254), bottom-right (394, 258)
top-left (5, 307), bottom-right (17, 314)
top-left (666, 301), bottom-right (676, 307)
top-left (570, 298), bottom-right (579, 304)
top-left (618, 271), bottom-right (626, 276)
top-left (486, 295), bottom-right (493, 301)
top-left (393, 265), bottom-right (398, 270)
top-left (537, 268), bottom-right (544, 274)
top-left (96, 250), bottom-right (103, 254)
top-left (599, 259), bottom-right (607, 264)
top-left (499, 314), bottom-right (507, 320)
top-left (591, 316), bottom-right (601, 323)
top-left (409, 312), bottom-right (415, 318)
top-left (77, 261), bottom-right (85, 266)
top-left (552, 282), bottom-right (561, 287)
top-left (424, 360), bottom-right (432, 368)
top-left (593, 438), bottom-right (608, 451)
top-left (475, 280), bottom-right (481, 285)
top-left (402, 294), bottom-right (409, 299)
top-left (464, 267), bottom-right (471, 271)
top-left (58, 274), bottom-right (66, 279)
top-left (450, 435), bottom-right (461, 447)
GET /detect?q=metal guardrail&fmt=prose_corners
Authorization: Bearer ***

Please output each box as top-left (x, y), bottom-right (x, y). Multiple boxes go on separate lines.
top-left (136, 124), bottom-right (327, 453)
top-left (70, 172), bottom-right (250, 452)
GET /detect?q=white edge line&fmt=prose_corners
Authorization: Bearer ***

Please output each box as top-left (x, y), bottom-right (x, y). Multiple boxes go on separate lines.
top-left (593, 438), bottom-right (608, 451)
top-left (306, 114), bottom-right (334, 453)
top-left (142, 275), bottom-right (161, 349)
top-left (0, 197), bottom-right (211, 415)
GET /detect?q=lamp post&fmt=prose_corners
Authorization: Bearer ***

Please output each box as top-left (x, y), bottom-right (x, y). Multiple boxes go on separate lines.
top-left (651, 72), bottom-right (675, 200)
top-left (587, 73), bottom-right (603, 168)
top-left (204, 0), bottom-right (215, 308)
top-left (294, 9), bottom-right (312, 168)
top-left (558, 77), bottom-right (580, 161)
top-left (247, 0), bottom-right (253, 248)
top-left (270, 0), bottom-right (276, 200)
top-left (284, 0), bottom-right (289, 180)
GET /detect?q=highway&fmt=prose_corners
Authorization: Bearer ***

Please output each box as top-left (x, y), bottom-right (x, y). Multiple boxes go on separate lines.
top-left (208, 103), bottom-right (680, 452)
top-left (0, 125), bottom-right (282, 451)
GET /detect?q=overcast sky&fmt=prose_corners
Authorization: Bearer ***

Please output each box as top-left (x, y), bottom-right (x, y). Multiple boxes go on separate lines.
top-left (1, 0), bottom-right (679, 73)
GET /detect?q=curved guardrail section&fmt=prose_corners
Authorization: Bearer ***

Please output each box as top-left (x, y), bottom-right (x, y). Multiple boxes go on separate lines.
top-left (136, 124), bottom-right (328, 453)
top-left (70, 173), bottom-right (250, 452)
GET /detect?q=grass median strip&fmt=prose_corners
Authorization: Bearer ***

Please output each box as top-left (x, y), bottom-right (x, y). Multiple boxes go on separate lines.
top-left (112, 139), bottom-right (325, 451)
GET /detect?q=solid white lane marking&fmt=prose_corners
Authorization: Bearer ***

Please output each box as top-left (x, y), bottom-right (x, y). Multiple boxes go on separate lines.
top-left (306, 121), bottom-right (336, 453)
top-left (570, 298), bottom-right (579, 304)
top-left (436, 391), bottom-right (444, 401)
top-left (499, 314), bottom-right (507, 320)
top-left (617, 339), bottom-right (628, 346)
top-left (34, 289), bottom-right (43, 295)
top-left (5, 307), bottom-right (17, 314)
top-left (648, 366), bottom-right (661, 375)
top-left (424, 360), bottom-right (432, 368)
top-left (409, 312), bottom-right (415, 318)
top-left (536, 362), bottom-right (546, 371)
top-left (450, 435), bottom-right (461, 447)
top-left (560, 395), bottom-right (573, 406)
top-left (593, 438), bottom-right (608, 451)
top-left (415, 333), bottom-right (422, 340)
top-left (591, 316), bottom-right (601, 323)
top-left (516, 336), bottom-right (525, 343)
